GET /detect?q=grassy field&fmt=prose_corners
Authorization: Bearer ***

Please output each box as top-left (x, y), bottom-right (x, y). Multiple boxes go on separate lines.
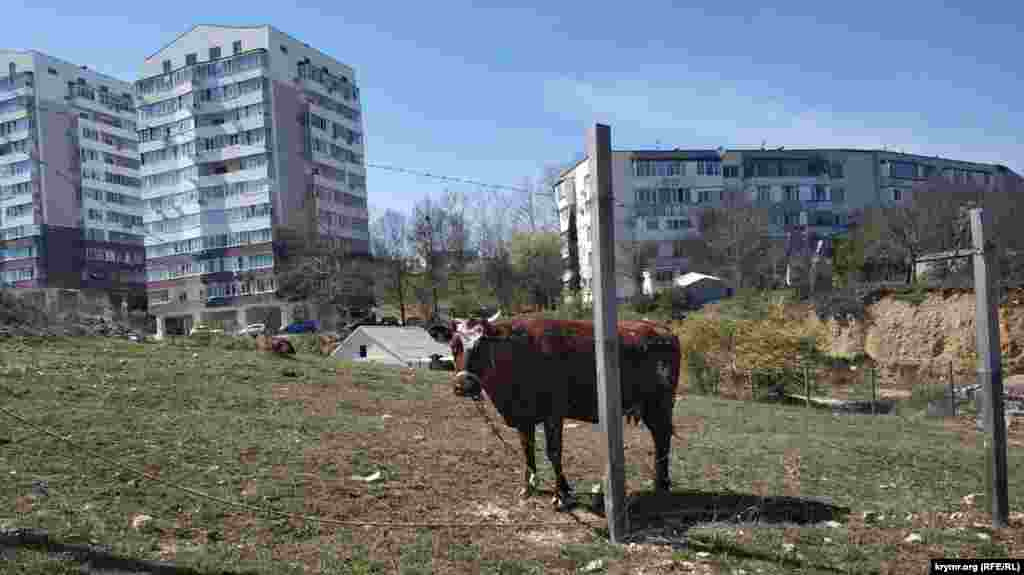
top-left (1, 337), bottom-right (1022, 574)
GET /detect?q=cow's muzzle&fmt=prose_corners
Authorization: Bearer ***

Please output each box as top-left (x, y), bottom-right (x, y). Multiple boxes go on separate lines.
top-left (453, 371), bottom-right (482, 400)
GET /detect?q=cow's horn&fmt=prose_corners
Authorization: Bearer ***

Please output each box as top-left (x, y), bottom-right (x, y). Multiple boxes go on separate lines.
top-left (488, 310), bottom-right (501, 323)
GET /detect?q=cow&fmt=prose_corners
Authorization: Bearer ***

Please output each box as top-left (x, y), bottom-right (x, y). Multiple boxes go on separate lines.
top-left (449, 312), bottom-right (681, 510)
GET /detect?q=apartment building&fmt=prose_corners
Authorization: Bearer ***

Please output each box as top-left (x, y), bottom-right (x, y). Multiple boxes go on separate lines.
top-left (137, 25), bottom-right (368, 337)
top-left (0, 50), bottom-right (143, 302)
top-left (557, 148), bottom-right (1014, 301)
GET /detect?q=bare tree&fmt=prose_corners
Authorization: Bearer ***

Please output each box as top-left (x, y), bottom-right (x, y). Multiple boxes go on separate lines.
top-left (371, 209), bottom-right (414, 324)
top-left (698, 189), bottom-right (772, 290)
top-left (471, 187), bottom-right (519, 311)
top-left (986, 173), bottom-right (1024, 284)
top-left (864, 179), bottom-right (979, 284)
top-left (411, 195), bottom-right (449, 320)
top-left (443, 189), bottom-right (472, 296)
top-left (275, 229), bottom-right (375, 328)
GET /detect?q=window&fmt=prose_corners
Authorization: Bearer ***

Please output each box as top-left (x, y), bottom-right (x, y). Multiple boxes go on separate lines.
top-left (781, 161), bottom-right (806, 177)
top-left (698, 189), bottom-right (713, 203)
top-left (891, 188), bottom-right (902, 202)
top-left (634, 188), bottom-right (654, 203)
top-left (784, 212), bottom-right (800, 226)
top-left (280, 45), bottom-right (288, 54)
top-left (646, 219), bottom-right (659, 231)
top-left (667, 219), bottom-right (691, 230)
top-left (675, 188), bottom-right (690, 203)
top-left (657, 188), bottom-right (674, 204)
top-left (757, 185), bottom-right (771, 202)
top-left (813, 185), bottom-right (827, 202)
top-left (162, 60), bottom-right (171, 73)
top-left (672, 241), bottom-right (687, 258)
top-left (724, 165), bottom-right (739, 178)
top-left (830, 187), bottom-right (845, 203)
top-left (48, 67), bottom-right (58, 76)
top-left (209, 47), bottom-right (221, 60)
top-left (632, 160), bottom-right (683, 178)
top-left (890, 161), bottom-right (916, 179)
top-left (830, 162), bottom-right (844, 178)
top-left (753, 161), bottom-right (780, 177)
top-left (359, 345), bottom-right (367, 358)
top-left (655, 270), bottom-right (674, 282)
top-left (783, 185), bottom-right (798, 202)
top-left (186, 53), bottom-right (197, 66)
top-left (233, 40), bottom-right (243, 55)
top-left (696, 160), bottom-right (721, 176)
top-left (812, 212), bottom-right (835, 226)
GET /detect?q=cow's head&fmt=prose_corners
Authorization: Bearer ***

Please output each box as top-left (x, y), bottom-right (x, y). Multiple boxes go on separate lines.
top-left (451, 310), bottom-right (501, 399)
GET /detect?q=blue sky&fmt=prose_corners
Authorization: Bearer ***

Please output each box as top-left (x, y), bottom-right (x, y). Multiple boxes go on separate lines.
top-left (8, 0), bottom-right (1022, 215)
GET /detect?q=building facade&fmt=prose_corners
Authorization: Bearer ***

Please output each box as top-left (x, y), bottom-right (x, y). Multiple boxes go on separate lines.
top-left (0, 50), bottom-right (144, 302)
top-left (136, 25), bottom-right (368, 336)
top-left (557, 148), bottom-right (1014, 301)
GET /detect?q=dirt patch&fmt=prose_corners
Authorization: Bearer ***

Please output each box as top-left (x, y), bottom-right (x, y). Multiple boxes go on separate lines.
top-left (816, 290), bottom-right (1024, 392)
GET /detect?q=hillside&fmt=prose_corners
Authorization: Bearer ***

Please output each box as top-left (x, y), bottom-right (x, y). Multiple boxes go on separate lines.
top-left (1, 337), bottom-right (1022, 573)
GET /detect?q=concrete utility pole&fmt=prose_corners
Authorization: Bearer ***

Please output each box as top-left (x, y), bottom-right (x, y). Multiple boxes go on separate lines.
top-left (588, 123), bottom-right (627, 542)
top-left (970, 208), bottom-right (1009, 528)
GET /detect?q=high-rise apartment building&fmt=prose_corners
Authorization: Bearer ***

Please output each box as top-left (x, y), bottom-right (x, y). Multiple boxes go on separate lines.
top-left (0, 50), bottom-right (143, 301)
top-left (556, 148), bottom-right (1017, 301)
top-left (136, 25), bottom-right (368, 336)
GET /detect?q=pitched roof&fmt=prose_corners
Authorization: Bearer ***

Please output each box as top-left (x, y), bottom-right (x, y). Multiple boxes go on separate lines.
top-left (337, 326), bottom-right (450, 362)
top-left (676, 272), bottom-right (723, 287)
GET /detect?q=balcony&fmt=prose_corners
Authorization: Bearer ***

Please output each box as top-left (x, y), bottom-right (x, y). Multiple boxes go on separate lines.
top-left (197, 164), bottom-right (269, 188)
top-left (0, 74), bottom-right (35, 101)
top-left (195, 90), bottom-right (265, 115)
top-left (197, 143), bottom-right (268, 165)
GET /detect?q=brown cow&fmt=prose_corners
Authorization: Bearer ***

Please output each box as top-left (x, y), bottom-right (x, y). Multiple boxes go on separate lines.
top-left (450, 312), bottom-right (681, 510)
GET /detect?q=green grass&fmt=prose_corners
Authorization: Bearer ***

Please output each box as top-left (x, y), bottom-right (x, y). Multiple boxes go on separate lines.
top-left (1, 336), bottom-right (1021, 574)
top-left (0, 548), bottom-right (81, 574)
top-left (0, 336), bottom-right (445, 574)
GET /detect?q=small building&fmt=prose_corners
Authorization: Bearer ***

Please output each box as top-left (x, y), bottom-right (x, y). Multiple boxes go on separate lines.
top-left (332, 326), bottom-right (453, 368)
top-left (675, 272), bottom-right (731, 307)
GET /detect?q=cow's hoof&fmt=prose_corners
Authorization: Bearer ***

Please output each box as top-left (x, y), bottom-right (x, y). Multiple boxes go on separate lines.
top-left (553, 492), bottom-right (577, 512)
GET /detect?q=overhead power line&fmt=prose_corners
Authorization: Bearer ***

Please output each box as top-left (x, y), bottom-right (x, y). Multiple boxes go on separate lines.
top-left (366, 162), bottom-right (535, 194)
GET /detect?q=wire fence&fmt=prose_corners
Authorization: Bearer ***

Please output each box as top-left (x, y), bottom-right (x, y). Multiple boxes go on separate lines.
top-left (684, 356), bottom-right (981, 418)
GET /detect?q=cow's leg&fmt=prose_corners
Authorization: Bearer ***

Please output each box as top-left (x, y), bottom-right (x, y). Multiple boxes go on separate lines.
top-left (543, 416), bottom-right (576, 511)
top-left (517, 423), bottom-right (538, 499)
top-left (643, 395), bottom-right (674, 493)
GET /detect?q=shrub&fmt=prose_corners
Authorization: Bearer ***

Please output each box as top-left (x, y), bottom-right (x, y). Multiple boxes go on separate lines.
top-left (287, 333), bottom-right (321, 355)
top-left (672, 290), bottom-right (826, 396)
top-left (160, 334), bottom-right (257, 351)
top-left (448, 293), bottom-right (479, 319)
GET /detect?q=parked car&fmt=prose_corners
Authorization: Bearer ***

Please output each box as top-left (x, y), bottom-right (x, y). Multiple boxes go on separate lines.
top-left (427, 323), bottom-right (453, 343)
top-left (280, 320), bottom-right (319, 334)
top-left (238, 323), bottom-right (267, 337)
top-left (403, 317), bottom-right (425, 327)
top-left (189, 323), bottom-right (224, 337)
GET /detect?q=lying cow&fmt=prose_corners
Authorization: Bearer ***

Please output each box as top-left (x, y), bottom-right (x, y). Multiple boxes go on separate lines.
top-left (450, 312), bottom-right (681, 510)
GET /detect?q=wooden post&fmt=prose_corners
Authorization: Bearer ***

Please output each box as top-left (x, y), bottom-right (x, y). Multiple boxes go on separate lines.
top-left (970, 208), bottom-right (1008, 528)
top-left (588, 123), bottom-right (627, 543)
top-left (950, 359), bottom-right (956, 417)
top-left (871, 367), bottom-right (877, 416)
top-left (804, 365), bottom-right (810, 409)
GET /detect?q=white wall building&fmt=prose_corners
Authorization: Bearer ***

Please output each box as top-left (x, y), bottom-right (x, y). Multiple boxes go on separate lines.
top-left (0, 50), bottom-right (143, 299)
top-left (556, 147), bottom-right (1013, 301)
top-left (136, 25), bottom-right (368, 336)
